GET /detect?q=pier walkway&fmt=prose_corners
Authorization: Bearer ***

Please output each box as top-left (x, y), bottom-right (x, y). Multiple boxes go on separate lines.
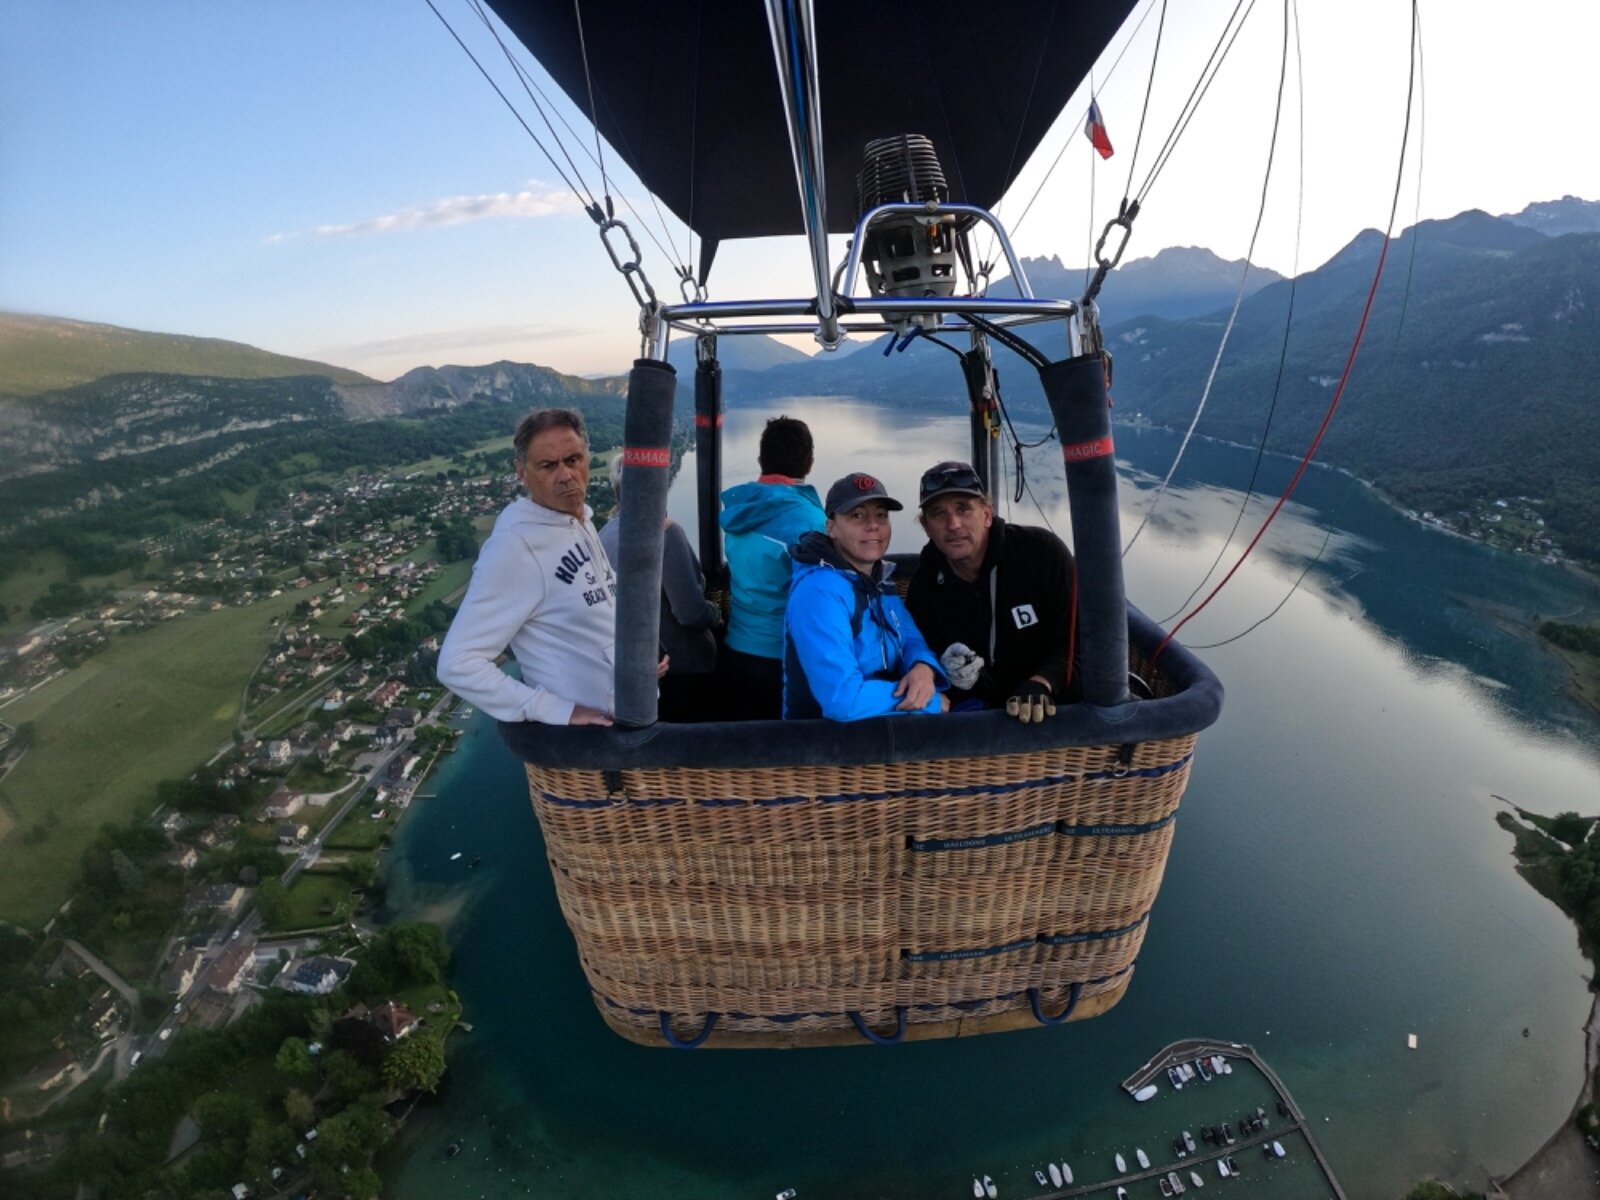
top-left (999, 1037), bottom-right (1348, 1199)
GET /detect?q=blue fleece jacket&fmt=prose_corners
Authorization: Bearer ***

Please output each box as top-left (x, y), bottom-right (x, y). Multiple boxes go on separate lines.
top-left (783, 531), bottom-right (947, 721)
top-left (719, 479), bottom-right (826, 659)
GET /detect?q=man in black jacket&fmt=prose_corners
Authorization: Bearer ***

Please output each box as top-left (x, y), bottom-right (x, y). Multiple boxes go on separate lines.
top-left (905, 461), bottom-right (1079, 722)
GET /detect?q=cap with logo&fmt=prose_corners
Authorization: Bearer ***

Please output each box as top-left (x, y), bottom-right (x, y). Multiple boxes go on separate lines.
top-left (824, 473), bottom-right (904, 516)
top-left (918, 460), bottom-right (987, 507)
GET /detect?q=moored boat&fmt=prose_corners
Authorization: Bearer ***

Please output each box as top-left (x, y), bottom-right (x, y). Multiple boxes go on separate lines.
top-left (1271, 1141), bottom-right (1285, 1159)
top-left (1182, 1130), bottom-right (1196, 1153)
top-left (1167, 1066), bottom-right (1185, 1089)
top-left (973, 1177), bottom-right (984, 1198)
top-left (1035, 1169), bottom-right (1048, 1187)
top-left (1194, 1058), bottom-right (1212, 1082)
top-left (1134, 1083), bottom-right (1159, 1102)
top-left (1167, 1170), bottom-right (1186, 1194)
top-left (985, 1174), bottom-right (999, 1198)
top-left (1190, 1170), bottom-right (1204, 1188)
top-left (1115, 1153), bottom-right (1127, 1174)
top-left (1061, 1163), bottom-right (1073, 1185)
top-left (1216, 1160), bottom-right (1230, 1179)
top-left (1136, 1148), bottom-right (1150, 1170)
top-left (1048, 1162), bottom-right (1062, 1188)
top-left (1159, 1180), bottom-right (1173, 1199)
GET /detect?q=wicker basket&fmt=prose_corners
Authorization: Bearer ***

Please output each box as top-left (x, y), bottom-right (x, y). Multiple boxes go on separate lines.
top-left (504, 609), bottom-right (1219, 1048)
top-left (525, 733), bottom-right (1198, 1048)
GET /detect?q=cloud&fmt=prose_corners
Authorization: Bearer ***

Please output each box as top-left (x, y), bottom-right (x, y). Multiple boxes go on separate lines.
top-left (267, 183), bottom-right (581, 243)
top-left (319, 324), bottom-right (587, 361)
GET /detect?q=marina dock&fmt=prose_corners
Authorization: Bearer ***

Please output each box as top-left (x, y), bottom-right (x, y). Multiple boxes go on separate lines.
top-left (997, 1037), bottom-right (1347, 1199)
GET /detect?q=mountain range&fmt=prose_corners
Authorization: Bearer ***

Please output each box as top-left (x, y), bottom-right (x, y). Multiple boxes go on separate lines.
top-left (2, 196), bottom-right (1597, 559)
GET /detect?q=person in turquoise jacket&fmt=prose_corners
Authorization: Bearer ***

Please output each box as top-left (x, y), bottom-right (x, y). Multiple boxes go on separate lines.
top-left (783, 473), bottom-right (949, 721)
top-left (720, 416), bottom-right (826, 718)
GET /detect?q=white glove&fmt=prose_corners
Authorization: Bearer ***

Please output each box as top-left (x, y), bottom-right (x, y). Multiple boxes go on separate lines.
top-left (939, 642), bottom-right (985, 691)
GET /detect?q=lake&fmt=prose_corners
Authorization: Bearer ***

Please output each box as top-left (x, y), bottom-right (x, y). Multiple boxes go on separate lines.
top-left (382, 398), bottom-right (1600, 1199)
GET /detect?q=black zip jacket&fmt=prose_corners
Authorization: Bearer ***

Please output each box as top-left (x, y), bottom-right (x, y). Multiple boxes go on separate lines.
top-left (905, 517), bottom-right (1079, 707)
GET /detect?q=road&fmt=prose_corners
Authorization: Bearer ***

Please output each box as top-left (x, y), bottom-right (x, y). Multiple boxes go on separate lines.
top-left (64, 938), bottom-right (139, 1005)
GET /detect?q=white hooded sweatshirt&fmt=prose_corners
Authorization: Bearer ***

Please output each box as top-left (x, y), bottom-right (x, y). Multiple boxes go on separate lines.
top-left (437, 496), bottom-right (617, 724)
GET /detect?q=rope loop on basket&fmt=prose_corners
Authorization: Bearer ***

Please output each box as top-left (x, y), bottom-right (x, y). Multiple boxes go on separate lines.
top-left (658, 1011), bottom-right (719, 1049)
top-left (849, 1007), bottom-right (909, 1045)
top-left (1028, 983), bottom-right (1082, 1026)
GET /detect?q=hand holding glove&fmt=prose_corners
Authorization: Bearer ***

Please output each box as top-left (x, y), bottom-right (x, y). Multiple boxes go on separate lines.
top-left (939, 642), bottom-right (985, 691)
top-left (1005, 678), bottom-right (1057, 724)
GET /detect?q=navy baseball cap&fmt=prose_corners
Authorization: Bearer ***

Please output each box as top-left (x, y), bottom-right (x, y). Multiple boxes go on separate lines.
top-left (824, 473), bottom-right (904, 516)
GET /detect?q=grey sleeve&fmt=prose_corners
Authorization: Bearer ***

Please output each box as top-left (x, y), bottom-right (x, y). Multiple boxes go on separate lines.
top-left (661, 522), bottom-right (720, 631)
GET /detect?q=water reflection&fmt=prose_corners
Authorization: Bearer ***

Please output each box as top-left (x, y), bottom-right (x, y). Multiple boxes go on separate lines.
top-left (392, 399), bottom-right (1600, 1200)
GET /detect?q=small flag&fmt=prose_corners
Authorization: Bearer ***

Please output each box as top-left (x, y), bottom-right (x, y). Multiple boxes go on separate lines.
top-left (1084, 98), bottom-right (1114, 160)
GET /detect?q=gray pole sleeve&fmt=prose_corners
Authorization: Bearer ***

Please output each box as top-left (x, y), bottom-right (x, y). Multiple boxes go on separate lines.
top-left (614, 358), bottom-right (677, 727)
top-left (1038, 353), bottom-right (1130, 706)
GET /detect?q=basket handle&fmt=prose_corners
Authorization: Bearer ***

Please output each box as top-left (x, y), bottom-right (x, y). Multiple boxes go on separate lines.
top-left (849, 1007), bottom-right (909, 1045)
top-left (1028, 983), bottom-right (1082, 1026)
top-left (658, 1011), bottom-right (719, 1049)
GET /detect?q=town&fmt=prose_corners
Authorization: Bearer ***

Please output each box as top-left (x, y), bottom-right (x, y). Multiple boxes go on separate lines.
top-left (0, 443), bottom-right (596, 1197)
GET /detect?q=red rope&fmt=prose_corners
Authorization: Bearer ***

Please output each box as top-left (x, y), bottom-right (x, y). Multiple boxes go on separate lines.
top-left (1152, 233), bottom-right (1394, 665)
top-left (1152, 1), bottom-right (1420, 667)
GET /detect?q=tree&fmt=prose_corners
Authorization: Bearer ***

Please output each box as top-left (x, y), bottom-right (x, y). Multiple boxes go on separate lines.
top-left (320, 1048), bottom-right (375, 1104)
top-left (382, 1033), bottom-right (446, 1094)
top-left (389, 922), bottom-right (449, 984)
top-left (257, 877), bottom-right (290, 927)
top-left (274, 1035), bottom-right (315, 1078)
top-left (282, 1087), bottom-right (315, 1128)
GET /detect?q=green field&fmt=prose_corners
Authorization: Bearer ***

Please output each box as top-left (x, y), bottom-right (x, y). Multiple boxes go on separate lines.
top-left (0, 591), bottom-right (303, 927)
top-left (274, 870), bottom-right (360, 931)
top-left (0, 551), bottom-right (140, 636)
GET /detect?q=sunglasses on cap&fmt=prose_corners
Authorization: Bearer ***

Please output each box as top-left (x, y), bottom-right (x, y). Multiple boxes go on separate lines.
top-left (918, 462), bottom-right (986, 505)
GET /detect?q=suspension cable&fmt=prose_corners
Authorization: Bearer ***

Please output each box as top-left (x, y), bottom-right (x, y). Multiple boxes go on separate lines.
top-left (1187, 0), bottom-right (1427, 649)
top-left (1123, 0), bottom-right (1290, 558)
top-left (1153, 0), bottom-right (1423, 665)
top-left (1004, 0), bottom-right (1162, 246)
top-left (1160, 0), bottom-right (1304, 622)
top-left (425, 0), bottom-right (594, 209)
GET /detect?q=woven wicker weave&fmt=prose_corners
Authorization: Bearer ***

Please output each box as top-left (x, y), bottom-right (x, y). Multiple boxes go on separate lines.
top-left (525, 726), bottom-right (1196, 1048)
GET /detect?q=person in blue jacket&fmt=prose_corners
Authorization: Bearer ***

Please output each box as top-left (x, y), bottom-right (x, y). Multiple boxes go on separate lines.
top-left (783, 473), bottom-right (949, 721)
top-left (720, 416), bottom-right (826, 718)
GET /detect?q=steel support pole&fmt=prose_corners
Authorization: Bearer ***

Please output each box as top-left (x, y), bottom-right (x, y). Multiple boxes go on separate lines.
top-left (764, 0), bottom-right (839, 348)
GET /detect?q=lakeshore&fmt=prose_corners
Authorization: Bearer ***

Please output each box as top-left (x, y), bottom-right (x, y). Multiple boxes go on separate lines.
top-left (376, 411), bottom-right (1600, 1198)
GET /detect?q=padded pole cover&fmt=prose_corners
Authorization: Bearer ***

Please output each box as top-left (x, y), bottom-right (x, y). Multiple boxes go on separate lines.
top-left (1039, 353), bottom-right (1130, 706)
top-left (614, 358), bottom-right (678, 727)
top-left (694, 349), bottom-right (725, 582)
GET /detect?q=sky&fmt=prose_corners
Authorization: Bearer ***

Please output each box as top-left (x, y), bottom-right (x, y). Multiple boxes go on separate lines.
top-left (4, 1), bottom-right (1598, 382)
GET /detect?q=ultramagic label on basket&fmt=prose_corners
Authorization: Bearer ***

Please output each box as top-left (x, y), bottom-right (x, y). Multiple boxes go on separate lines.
top-left (912, 822), bottom-right (1056, 853)
top-left (907, 937), bottom-right (1038, 963)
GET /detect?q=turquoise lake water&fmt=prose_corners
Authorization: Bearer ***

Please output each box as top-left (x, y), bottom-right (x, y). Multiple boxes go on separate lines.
top-left (382, 401), bottom-right (1600, 1199)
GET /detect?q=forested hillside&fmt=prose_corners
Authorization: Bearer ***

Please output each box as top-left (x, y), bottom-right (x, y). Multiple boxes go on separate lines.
top-left (1107, 212), bottom-right (1600, 559)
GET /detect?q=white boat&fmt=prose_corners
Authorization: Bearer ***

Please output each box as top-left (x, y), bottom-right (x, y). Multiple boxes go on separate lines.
top-left (1211, 1054), bottom-right (1230, 1074)
top-left (1116, 1190), bottom-right (1129, 1200)
top-left (1194, 1058), bottom-right (1212, 1082)
top-left (973, 1178), bottom-right (984, 1198)
top-left (1035, 1170), bottom-right (1048, 1187)
top-left (1167, 1171), bottom-right (1186, 1194)
top-left (1190, 1171), bottom-right (1204, 1188)
top-left (1167, 1066), bottom-right (1184, 1089)
top-left (1182, 1131), bottom-right (1196, 1153)
top-left (1217, 1161), bottom-right (1230, 1179)
top-left (1133, 1082), bottom-right (1158, 1102)
top-left (1048, 1163), bottom-right (1062, 1188)
top-left (1271, 1140), bottom-right (1286, 1159)
top-left (984, 1174), bottom-right (998, 1199)
top-left (449, 851), bottom-right (463, 860)
top-left (1114, 1153), bottom-right (1126, 1173)
top-left (1136, 1148), bottom-right (1150, 1170)
top-left (1061, 1163), bottom-right (1073, 1185)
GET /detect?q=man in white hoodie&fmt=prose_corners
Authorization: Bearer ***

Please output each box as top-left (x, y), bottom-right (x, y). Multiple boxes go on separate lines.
top-left (437, 408), bottom-right (620, 726)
